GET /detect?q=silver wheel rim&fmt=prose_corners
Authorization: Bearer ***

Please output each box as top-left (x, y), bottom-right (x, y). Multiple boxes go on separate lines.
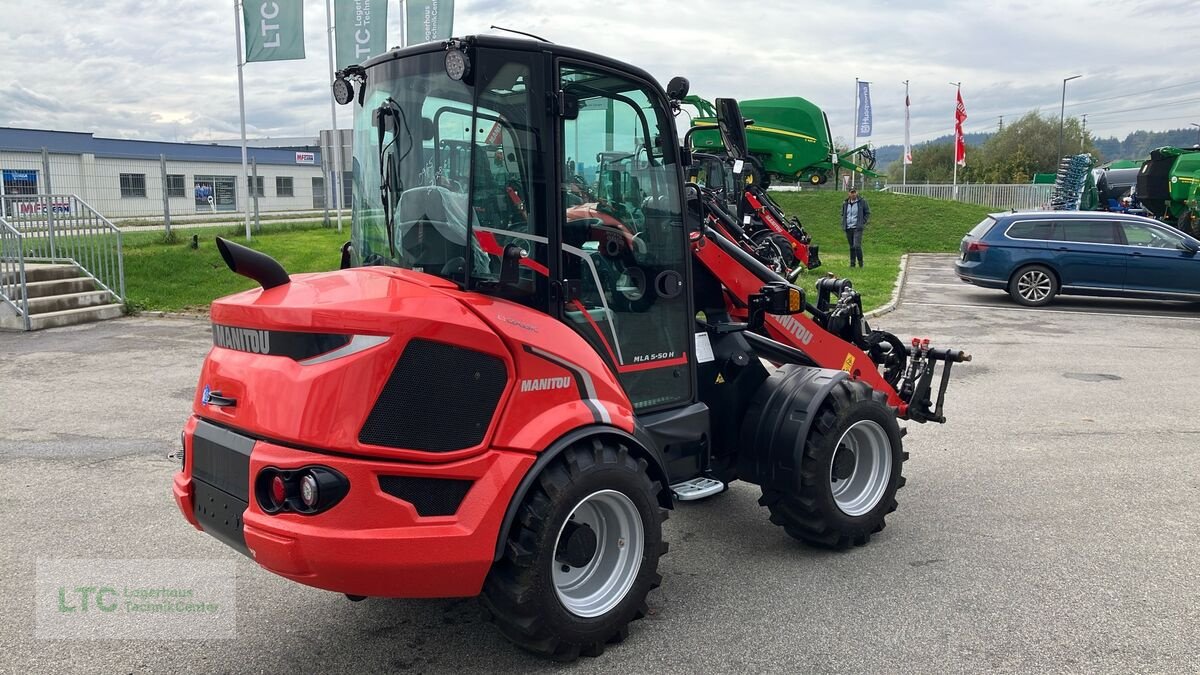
top-left (552, 489), bottom-right (644, 618)
top-left (1017, 270), bottom-right (1052, 302)
top-left (829, 420), bottom-right (893, 517)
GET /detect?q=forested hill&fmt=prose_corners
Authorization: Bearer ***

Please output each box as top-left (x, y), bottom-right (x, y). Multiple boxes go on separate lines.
top-left (873, 127), bottom-right (1199, 167)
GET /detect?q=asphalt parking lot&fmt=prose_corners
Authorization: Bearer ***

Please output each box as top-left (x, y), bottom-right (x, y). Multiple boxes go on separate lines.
top-left (2, 253), bottom-right (1198, 673)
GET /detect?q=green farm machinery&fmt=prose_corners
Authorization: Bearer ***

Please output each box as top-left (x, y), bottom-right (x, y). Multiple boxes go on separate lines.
top-left (684, 95), bottom-right (878, 187)
top-left (1136, 146), bottom-right (1200, 236)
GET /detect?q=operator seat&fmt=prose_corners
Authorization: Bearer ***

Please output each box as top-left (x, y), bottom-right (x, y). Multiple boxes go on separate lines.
top-left (394, 186), bottom-right (489, 276)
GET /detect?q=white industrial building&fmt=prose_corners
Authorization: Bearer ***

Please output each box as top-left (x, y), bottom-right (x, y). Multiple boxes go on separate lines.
top-left (0, 127), bottom-right (347, 220)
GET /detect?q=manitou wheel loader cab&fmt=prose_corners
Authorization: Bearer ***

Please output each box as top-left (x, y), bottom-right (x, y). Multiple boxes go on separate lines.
top-left (173, 35), bottom-right (968, 661)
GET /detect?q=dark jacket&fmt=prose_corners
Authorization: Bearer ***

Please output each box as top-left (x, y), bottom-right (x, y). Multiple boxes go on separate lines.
top-left (842, 196), bottom-right (870, 230)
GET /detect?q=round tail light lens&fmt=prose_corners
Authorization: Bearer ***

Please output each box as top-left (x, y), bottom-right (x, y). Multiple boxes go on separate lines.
top-left (300, 474), bottom-right (319, 508)
top-left (270, 475), bottom-right (287, 506)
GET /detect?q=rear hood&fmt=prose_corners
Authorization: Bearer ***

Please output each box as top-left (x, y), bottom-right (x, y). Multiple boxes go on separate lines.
top-left (196, 267), bottom-right (514, 460)
top-left (210, 267), bottom-right (459, 333)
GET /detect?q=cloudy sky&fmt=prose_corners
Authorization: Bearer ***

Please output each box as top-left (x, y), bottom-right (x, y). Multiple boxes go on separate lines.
top-left (1, 0), bottom-right (1196, 147)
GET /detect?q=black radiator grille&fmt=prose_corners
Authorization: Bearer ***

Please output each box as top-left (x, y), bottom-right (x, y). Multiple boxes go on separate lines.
top-left (359, 339), bottom-right (507, 452)
top-left (379, 476), bottom-right (474, 516)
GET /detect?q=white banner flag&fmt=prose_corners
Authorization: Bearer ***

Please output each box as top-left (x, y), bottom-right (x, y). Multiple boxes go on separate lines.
top-left (903, 93), bottom-right (912, 165)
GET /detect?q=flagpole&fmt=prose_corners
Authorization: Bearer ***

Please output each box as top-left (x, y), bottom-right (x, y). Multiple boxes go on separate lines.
top-left (902, 79), bottom-right (909, 186)
top-left (233, 0), bottom-right (252, 240)
top-left (851, 78), bottom-right (858, 190)
top-left (400, 0), bottom-right (407, 47)
top-left (950, 81), bottom-right (961, 200)
top-left (325, 0), bottom-right (344, 233)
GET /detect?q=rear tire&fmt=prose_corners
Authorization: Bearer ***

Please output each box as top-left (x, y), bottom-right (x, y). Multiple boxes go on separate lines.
top-left (759, 381), bottom-right (906, 549)
top-left (1008, 264), bottom-right (1058, 307)
top-left (481, 439), bottom-right (667, 661)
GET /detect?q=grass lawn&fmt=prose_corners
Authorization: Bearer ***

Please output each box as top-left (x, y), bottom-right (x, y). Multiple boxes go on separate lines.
top-left (121, 191), bottom-right (990, 313)
top-left (122, 224), bottom-right (347, 312)
top-left (771, 191), bottom-right (993, 310)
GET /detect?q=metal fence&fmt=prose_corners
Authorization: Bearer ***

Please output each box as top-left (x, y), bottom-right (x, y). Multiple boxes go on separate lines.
top-left (3, 194), bottom-right (125, 305)
top-left (882, 183), bottom-right (1056, 211)
top-left (0, 214), bottom-right (30, 329)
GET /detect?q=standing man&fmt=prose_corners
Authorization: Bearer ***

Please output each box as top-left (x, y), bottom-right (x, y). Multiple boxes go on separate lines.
top-left (842, 188), bottom-right (870, 267)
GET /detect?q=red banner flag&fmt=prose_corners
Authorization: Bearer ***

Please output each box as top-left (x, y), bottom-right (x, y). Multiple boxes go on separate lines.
top-left (954, 90), bottom-right (967, 166)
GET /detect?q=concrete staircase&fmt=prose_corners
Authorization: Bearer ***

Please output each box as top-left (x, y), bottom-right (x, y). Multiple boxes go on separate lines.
top-left (0, 264), bottom-right (124, 331)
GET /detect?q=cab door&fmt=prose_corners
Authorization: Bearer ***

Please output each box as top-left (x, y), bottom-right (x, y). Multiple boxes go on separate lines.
top-left (556, 61), bottom-right (694, 413)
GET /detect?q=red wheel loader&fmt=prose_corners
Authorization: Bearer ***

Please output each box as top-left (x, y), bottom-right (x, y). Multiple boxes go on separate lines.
top-left (173, 35), bottom-right (968, 660)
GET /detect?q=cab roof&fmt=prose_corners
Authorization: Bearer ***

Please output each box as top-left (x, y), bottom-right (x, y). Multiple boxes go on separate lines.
top-left (361, 34), bottom-right (667, 97)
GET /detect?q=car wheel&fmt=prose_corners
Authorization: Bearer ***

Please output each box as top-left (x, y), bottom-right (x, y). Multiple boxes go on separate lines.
top-left (1008, 265), bottom-right (1058, 307)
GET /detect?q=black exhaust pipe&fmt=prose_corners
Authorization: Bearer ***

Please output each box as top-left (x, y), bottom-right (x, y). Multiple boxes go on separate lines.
top-left (215, 237), bottom-right (290, 290)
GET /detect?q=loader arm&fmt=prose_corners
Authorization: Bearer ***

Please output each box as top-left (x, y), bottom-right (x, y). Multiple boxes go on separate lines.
top-left (691, 225), bottom-right (906, 412)
top-left (689, 196), bottom-right (969, 423)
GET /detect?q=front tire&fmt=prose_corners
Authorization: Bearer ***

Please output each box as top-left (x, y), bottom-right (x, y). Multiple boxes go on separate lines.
top-left (759, 380), bottom-right (906, 549)
top-left (1008, 264), bottom-right (1058, 306)
top-left (481, 439), bottom-right (667, 661)
top-left (751, 230), bottom-right (799, 270)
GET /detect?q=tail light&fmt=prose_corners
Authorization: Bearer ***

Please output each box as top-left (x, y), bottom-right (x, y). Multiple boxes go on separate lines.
top-left (256, 467), bottom-right (349, 515)
top-left (299, 474), bottom-right (320, 509)
top-left (270, 475), bottom-right (287, 506)
top-left (966, 241), bottom-right (989, 254)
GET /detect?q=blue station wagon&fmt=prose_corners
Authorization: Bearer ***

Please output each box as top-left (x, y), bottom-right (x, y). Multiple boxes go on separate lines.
top-left (955, 211), bottom-right (1200, 306)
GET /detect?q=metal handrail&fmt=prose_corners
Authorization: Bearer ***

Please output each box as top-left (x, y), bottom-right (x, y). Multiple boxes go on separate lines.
top-left (0, 215), bottom-right (32, 330)
top-left (3, 194), bottom-right (125, 304)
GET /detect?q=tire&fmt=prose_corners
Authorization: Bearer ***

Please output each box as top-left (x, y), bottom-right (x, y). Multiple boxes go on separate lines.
top-left (751, 230), bottom-right (799, 270)
top-left (808, 174), bottom-right (822, 186)
top-left (1178, 208), bottom-right (1199, 237)
top-left (481, 439), bottom-right (667, 661)
top-left (758, 380), bottom-right (906, 550)
top-left (1008, 264), bottom-right (1058, 307)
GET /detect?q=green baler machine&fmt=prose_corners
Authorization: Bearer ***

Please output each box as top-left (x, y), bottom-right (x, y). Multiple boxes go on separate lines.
top-left (684, 95), bottom-right (878, 186)
top-left (1136, 146), bottom-right (1200, 235)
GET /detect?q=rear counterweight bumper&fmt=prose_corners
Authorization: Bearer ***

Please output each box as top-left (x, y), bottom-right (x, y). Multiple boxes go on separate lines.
top-left (175, 423), bottom-right (536, 599)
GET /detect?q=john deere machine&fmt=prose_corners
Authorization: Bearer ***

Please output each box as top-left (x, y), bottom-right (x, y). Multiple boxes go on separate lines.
top-left (1136, 146), bottom-right (1200, 236)
top-left (684, 95), bottom-right (878, 186)
top-left (173, 35), bottom-right (968, 660)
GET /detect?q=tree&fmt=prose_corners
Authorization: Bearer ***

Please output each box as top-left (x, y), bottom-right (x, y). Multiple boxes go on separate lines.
top-left (886, 142), bottom-right (977, 183)
top-left (971, 112), bottom-right (1101, 183)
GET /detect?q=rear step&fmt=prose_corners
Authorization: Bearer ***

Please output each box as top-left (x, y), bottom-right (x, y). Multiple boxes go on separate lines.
top-left (670, 477), bottom-right (725, 501)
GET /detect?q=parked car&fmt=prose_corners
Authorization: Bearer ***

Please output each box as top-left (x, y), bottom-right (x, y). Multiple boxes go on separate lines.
top-left (955, 211), bottom-right (1200, 306)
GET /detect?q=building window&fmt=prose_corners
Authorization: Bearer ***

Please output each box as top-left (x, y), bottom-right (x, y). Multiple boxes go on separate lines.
top-left (2, 169), bottom-right (39, 196)
top-left (276, 176), bottom-right (294, 197)
top-left (120, 173), bottom-right (147, 198)
top-left (312, 176), bottom-right (325, 209)
top-left (165, 174), bottom-right (187, 198)
top-left (247, 176), bottom-right (265, 197)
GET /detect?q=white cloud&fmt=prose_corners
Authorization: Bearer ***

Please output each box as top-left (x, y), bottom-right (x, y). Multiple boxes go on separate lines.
top-left (0, 0), bottom-right (1195, 144)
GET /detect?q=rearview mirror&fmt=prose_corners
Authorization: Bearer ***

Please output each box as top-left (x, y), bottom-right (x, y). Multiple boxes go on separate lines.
top-left (1180, 239), bottom-right (1199, 254)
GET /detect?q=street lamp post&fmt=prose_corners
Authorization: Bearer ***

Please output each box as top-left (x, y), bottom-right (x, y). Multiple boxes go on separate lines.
top-left (1059, 74), bottom-right (1082, 161)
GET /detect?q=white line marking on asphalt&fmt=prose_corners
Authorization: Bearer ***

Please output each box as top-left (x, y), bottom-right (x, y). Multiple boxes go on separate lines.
top-left (905, 301), bottom-right (1200, 322)
top-left (906, 282), bottom-right (972, 288)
